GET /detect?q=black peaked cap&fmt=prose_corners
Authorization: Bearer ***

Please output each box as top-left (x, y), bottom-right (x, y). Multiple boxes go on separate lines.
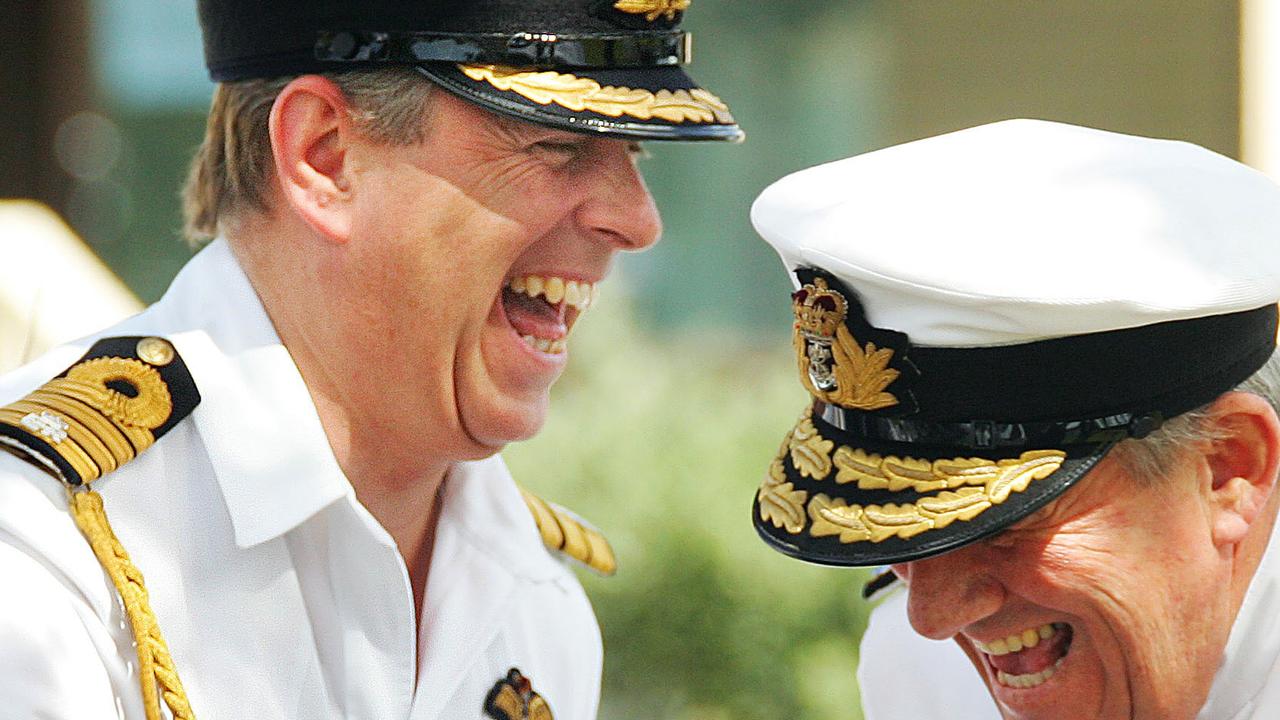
top-left (198, 0), bottom-right (742, 141)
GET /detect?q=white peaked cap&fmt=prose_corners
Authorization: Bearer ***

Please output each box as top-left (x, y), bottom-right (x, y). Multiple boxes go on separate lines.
top-left (751, 119), bottom-right (1280, 346)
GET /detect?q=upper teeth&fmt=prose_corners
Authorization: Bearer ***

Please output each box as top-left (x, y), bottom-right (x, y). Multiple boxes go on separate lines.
top-left (974, 623), bottom-right (1057, 656)
top-left (509, 274), bottom-right (597, 312)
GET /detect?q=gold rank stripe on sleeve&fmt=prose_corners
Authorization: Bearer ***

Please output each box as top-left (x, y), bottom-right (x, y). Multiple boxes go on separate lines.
top-left (519, 487), bottom-right (618, 577)
top-left (0, 337), bottom-right (201, 720)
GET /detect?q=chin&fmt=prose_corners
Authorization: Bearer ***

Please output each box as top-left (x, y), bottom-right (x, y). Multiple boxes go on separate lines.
top-left (457, 394), bottom-right (550, 451)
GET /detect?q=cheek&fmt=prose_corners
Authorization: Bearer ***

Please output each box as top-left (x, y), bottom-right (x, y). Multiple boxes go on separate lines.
top-left (999, 524), bottom-right (1146, 651)
top-left (1010, 543), bottom-right (1120, 619)
top-left (1021, 522), bottom-right (1223, 694)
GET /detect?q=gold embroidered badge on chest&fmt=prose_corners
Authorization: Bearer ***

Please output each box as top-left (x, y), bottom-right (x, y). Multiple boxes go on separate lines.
top-left (484, 668), bottom-right (554, 720)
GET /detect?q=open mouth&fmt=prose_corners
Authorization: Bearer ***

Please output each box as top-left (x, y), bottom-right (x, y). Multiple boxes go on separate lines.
top-left (974, 623), bottom-right (1074, 689)
top-left (501, 273), bottom-right (598, 355)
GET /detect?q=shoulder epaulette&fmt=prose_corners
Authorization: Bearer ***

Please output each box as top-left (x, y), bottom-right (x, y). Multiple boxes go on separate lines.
top-left (0, 335), bottom-right (200, 720)
top-left (519, 487), bottom-right (617, 576)
top-left (0, 336), bottom-right (200, 487)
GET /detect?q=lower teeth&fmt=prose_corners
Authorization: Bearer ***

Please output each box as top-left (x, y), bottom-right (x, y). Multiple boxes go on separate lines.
top-left (996, 657), bottom-right (1065, 689)
top-left (520, 335), bottom-right (565, 354)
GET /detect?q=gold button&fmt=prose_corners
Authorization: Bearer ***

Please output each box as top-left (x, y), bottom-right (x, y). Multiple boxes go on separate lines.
top-left (136, 337), bottom-right (175, 367)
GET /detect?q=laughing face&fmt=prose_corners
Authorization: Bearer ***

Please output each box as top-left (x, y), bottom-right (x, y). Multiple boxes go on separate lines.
top-left (340, 90), bottom-right (660, 459)
top-left (890, 451), bottom-right (1239, 720)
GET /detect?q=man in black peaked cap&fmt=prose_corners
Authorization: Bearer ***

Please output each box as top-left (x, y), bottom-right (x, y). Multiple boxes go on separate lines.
top-left (0, 2), bottom-right (740, 718)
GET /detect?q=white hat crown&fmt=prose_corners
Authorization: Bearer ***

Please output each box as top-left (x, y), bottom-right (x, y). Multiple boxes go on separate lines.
top-left (752, 119), bottom-right (1280, 346)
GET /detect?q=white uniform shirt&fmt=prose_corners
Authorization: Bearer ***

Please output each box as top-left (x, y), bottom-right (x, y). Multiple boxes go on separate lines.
top-left (857, 589), bottom-right (999, 719)
top-left (0, 239), bottom-right (602, 719)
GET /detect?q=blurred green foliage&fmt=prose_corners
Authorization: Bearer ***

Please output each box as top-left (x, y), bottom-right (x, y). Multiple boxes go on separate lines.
top-left (505, 287), bottom-right (872, 720)
top-left (86, 110), bottom-right (206, 301)
top-left (627, 0), bottom-right (888, 333)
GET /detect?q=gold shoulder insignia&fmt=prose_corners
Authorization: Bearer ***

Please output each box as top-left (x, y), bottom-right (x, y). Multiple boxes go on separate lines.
top-left (0, 336), bottom-right (201, 487)
top-left (0, 336), bottom-right (200, 720)
top-left (519, 487), bottom-right (617, 576)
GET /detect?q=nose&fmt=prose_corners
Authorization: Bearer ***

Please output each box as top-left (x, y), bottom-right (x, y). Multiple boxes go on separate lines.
top-left (892, 543), bottom-right (1005, 641)
top-left (576, 141), bottom-right (662, 252)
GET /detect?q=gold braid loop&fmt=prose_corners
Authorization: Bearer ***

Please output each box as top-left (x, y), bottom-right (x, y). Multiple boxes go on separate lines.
top-left (70, 489), bottom-right (195, 720)
top-left (66, 357), bottom-right (173, 430)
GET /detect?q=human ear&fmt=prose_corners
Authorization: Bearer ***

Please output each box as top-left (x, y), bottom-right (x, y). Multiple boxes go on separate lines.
top-left (1202, 392), bottom-right (1280, 548)
top-left (268, 75), bottom-right (355, 243)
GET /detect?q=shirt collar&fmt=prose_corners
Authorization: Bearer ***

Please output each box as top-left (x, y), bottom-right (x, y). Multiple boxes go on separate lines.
top-left (439, 454), bottom-right (567, 583)
top-left (157, 239), bottom-right (350, 548)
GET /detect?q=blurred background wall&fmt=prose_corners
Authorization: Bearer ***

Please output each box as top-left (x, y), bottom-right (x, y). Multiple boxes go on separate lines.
top-left (0, 2), bottom-right (1271, 718)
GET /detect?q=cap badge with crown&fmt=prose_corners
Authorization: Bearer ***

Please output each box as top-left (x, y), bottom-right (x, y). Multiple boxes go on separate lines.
top-left (792, 276), bottom-right (904, 413)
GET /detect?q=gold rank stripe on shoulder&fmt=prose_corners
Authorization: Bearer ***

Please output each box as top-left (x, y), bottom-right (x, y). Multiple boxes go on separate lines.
top-left (0, 336), bottom-right (200, 487)
top-left (519, 488), bottom-right (617, 577)
top-left (0, 336), bottom-right (200, 720)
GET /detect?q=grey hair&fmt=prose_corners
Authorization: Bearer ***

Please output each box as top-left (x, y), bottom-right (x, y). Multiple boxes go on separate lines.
top-left (1113, 348), bottom-right (1280, 480)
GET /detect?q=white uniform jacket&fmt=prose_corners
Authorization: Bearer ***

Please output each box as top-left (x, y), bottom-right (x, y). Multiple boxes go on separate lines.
top-left (0, 239), bottom-right (602, 719)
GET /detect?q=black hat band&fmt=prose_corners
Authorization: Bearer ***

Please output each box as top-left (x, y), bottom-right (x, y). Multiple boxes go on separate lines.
top-left (210, 29), bottom-right (691, 82)
top-left (792, 267), bottom-right (1279, 424)
top-left (317, 29), bottom-right (691, 68)
top-left (819, 402), bottom-right (1165, 452)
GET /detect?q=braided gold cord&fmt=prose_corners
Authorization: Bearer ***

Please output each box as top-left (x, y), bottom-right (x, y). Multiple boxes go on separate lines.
top-left (70, 489), bottom-right (195, 720)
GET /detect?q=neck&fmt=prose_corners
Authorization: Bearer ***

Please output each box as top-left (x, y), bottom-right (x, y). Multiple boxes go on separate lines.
top-left (1233, 488), bottom-right (1280, 604)
top-left (1198, 491), bottom-right (1280, 720)
top-left (296, 363), bottom-right (450, 628)
top-left (227, 221), bottom-right (451, 619)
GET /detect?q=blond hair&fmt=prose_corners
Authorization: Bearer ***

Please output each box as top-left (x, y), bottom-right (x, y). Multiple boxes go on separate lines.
top-left (182, 68), bottom-right (435, 244)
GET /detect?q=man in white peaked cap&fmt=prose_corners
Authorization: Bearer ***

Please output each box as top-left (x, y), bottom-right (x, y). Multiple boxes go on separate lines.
top-left (748, 119), bottom-right (1280, 720)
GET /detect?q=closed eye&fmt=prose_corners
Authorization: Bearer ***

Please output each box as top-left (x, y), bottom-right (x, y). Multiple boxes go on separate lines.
top-left (532, 139), bottom-right (587, 158)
